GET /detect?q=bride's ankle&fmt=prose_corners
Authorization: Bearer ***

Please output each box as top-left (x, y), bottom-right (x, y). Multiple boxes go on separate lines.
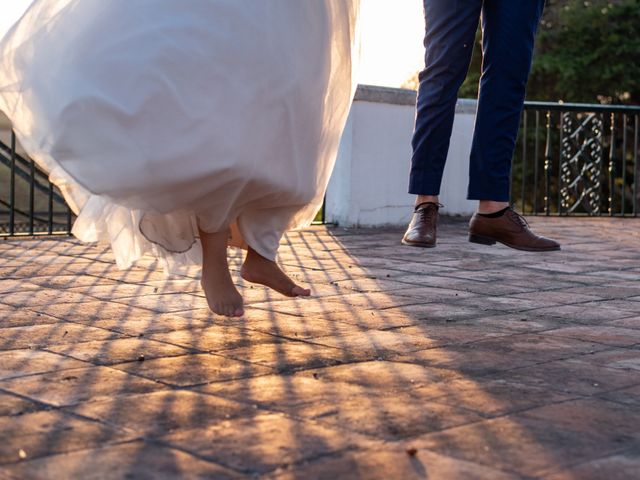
top-left (240, 262), bottom-right (255, 281)
top-left (240, 256), bottom-right (263, 283)
top-left (242, 247), bottom-right (269, 267)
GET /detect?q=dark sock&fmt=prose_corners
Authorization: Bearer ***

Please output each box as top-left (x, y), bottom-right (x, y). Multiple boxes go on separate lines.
top-left (478, 206), bottom-right (510, 218)
top-left (415, 201), bottom-right (440, 211)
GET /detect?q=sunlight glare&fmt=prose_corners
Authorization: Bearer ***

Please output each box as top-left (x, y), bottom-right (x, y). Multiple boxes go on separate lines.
top-left (1, 0), bottom-right (425, 88)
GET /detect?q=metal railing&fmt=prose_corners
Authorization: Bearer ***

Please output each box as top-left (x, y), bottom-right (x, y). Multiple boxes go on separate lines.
top-left (0, 131), bottom-right (74, 237)
top-left (512, 102), bottom-right (640, 217)
top-left (1, 100), bottom-right (638, 238)
top-left (0, 128), bottom-right (320, 238)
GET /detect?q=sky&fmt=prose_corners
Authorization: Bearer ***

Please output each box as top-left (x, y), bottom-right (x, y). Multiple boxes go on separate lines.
top-left (358, 0), bottom-right (425, 87)
top-left (0, 0), bottom-right (425, 88)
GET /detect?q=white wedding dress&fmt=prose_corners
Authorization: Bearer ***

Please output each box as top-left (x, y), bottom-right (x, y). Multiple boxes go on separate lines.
top-left (0, 0), bottom-right (359, 272)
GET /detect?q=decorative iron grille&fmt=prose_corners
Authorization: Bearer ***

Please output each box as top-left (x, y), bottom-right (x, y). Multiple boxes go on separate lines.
top-left (512, 102), bottom-right (639, 217)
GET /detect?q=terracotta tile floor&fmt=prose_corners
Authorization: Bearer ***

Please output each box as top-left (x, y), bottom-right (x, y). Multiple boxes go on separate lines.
top-left (1, 217), bottom-right (639, 479)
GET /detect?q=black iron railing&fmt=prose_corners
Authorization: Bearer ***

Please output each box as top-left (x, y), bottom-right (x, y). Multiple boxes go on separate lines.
top-left (0, 131), bottom-right (74, 237)
top-left (512, 102), bottom-right (640, 217)
top-left (0, 127), bottom-right (320, 237)
top-left (1, 100), bottom-right (638, 238)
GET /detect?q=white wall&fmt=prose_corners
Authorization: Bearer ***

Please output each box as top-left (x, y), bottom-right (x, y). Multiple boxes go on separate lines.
top-left (2, 86), bottom-right (479, 226)
top-left (326, 86), bottom-right (478, 227)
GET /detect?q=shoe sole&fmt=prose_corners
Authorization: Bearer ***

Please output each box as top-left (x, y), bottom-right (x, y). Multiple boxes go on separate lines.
top-left (401, 239), bottom-right (436, 248)
top-left (468, 234), bottom-right (561, 252)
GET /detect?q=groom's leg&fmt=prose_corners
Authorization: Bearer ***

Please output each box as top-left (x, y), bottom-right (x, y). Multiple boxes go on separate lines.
top-left (466, 0), bottom-right (559, 252)
top-left (409, 0), bottom-right (482, 196)
top-left (467, 0), bottom-right (546, 201)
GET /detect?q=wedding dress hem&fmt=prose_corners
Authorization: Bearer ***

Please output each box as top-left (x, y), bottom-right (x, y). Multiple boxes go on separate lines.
top-left (0, 0), bottom-right (359, 274)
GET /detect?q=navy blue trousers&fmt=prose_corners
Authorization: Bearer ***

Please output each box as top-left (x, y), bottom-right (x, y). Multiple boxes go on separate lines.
top-left (409, 0), bottom-right (546, 201)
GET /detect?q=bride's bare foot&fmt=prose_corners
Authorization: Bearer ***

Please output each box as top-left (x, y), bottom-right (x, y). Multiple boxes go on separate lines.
top-left (199, 228), bottom-right (244, 317)
top-left (241, 247), bottom-right (311, 297)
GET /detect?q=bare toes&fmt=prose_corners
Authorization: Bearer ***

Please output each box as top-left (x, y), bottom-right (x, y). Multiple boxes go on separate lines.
top-left (292, 286), bottom-right (311, 297)
top-left (211, 303), bottom-right (239, 318)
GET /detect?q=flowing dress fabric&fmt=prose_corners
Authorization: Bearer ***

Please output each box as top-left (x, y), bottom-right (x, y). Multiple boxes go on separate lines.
top-left (0, 0), bottom-right (359, 272)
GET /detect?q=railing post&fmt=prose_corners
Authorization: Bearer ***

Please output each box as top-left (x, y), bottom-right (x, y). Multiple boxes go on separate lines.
top-left (9, 131), bottom-right (16, 236)
top-left (634, 115), bottom-right (639, 217)
top-left (521, 111), bottom-right (527, 213)
top-left (622, 114), bottom-right (628, 215)
top-left (544, 110), bottom-right (552, 216)
top-left (558, 112), bottom-right (564, 215)
top-left (48, 180), bottom-right (54, 235)
top-left (608, 113), bottom-right (616, 216)
top-left (29, 158), bottom-right (35, 235)
top-left (533, 110), bottom-right (540, 214)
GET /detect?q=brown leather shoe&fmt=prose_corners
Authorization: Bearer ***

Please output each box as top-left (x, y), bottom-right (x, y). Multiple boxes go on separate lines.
top-left (469, 207), bottom-right (560, 252)
top-left (402, 202), bottom-right (441, 248)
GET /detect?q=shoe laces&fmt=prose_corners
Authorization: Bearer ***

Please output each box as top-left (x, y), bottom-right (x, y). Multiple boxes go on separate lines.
top-left (416, 202), bottom-right (441, 225)
top-left (506, 206), bottom-right (530, 229)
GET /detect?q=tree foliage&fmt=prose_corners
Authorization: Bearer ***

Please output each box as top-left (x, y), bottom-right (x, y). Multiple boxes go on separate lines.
top-left (529, 0), bottom-right (640, 103)
top-left (406, 0), bottom-right (640, 105)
